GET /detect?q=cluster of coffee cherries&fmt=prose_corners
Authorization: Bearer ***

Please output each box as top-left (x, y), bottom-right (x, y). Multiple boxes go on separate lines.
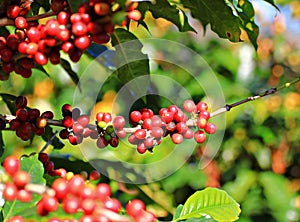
top-left (0, 0), bottom-right (142, 80)
top-left (127, 100), bottom-right (217, 154)
top-left (0, 96), bottom-right (53, 141)
top-left (1, 155), bottom-right (156, 221)
top-left (59, 103), bottom-right (124, 149)
top-left (1, 156), bottom-right (32, 203)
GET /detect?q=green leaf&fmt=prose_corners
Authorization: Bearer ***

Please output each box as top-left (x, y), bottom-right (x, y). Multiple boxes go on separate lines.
top-left (34, 64), bottom-right (50, 77)
top-left (0, 131), bottom-right (4, 158)
top-left (68, 0), bottom-right (87, 12)
top-left (173, 204), bottom-right (184, 220)
top-left (31, 0), bottom-right (51, 15)
top-left (41, 126), bottom-right (64, 149)
top-left (259, 172), bottom-right (294, 222)
top-left (60, 58), bottom-right (80, 88)
top-left (110, 28), bottom-right (150, 96)
top-left (263, 0), bottom-right (280, 10)
top-left (176, 188), bottom-right (241, 222)
top-left (142, 0), bottom-right (195, 32)
top-left (234, 0), bottom-right (259, 49)
top-left (0, 93), bottom-right (17, 115)
top-left (181, 0), bottom-right (241, 42)
top-left (2, 155), bottom-right (46, 219)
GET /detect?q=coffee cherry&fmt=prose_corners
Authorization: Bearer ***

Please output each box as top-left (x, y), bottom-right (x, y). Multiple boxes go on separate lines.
top-left (183, 128), bottom-right (194, 139)
top-left (26, 27), bottom-right (41, 42)
top-left (150, 126), bottom-right (164, 138)
top-left (34, 52), bottom-right (48, 65)
top-left (63, 196), bottom-right (80, 214)
top-left (197, 117), bottom-right (207, 129)
top-left (104, 198), bottom-right (122, 213)
top-left (81, 198), bottom-right (96, 215)
top-left (127, 10), bottom-right (142, 21)
top-left (43, 195), bottom-right (59, 212)
top-left (89, 170), bottom-right (101, 180)
top-left (94, 2), bottom-right (110, 16)
top-left (7, 216), bottom-right (24, 222)
top-left (95, 183), bottom-right (111, 201)
top-left (9, 119), bottom-right (21, 130)
top-left (194, 130), bottom-right (206, 143)
top-left (3, 183), bottom-right (18, 201)
top-left (38, 153), bottom-right (49, 164)
top-left (137, 142), bottom-right (147, 154)
top-left (171, 133), bottom-right (183, 144)
top-left (13, 171), bottom-right (30, 188)
top-left (63, 116), bottom-right (74, 128)
top-left (17, 189), bottom-right (32, 202)
top-left (130, 111), bottom-right (142, 123)
top-left (57, 11), bottom-right (69, 25)
top-left (15, 17), bottom-right (28, 29)
top-left (72, 21), bottom-right (88, 36)
top-left (0, 48), bottom-right (13, 62)
top-left (97, 136), bottom-right (108, 148)
top-left (3, 156), bottom-right (20, 176)
top-left (109, 137), bottom-right (119, 147)
top-left (7, 5), bottom-right (21, 19)
top-left (204, 122), bottom-right (217, 134)
top-left (196, 102), bottom-right (208, 112)
top-left (134, 129), bottom-right (147, 140)
top-left (52, 178), bottom-right (68, 200)
top-left (183, 99), bottom-right (196, 113)
top-left (41, 111), bottom-right (54, 119)
top-left (74, 36), bottom-right (91, 50)
top-left (126, 199), bottom-right (146, 217)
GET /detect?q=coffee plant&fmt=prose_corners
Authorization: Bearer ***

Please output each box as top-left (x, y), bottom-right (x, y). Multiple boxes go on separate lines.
top-left (0, 0), bottom-right (299, 221)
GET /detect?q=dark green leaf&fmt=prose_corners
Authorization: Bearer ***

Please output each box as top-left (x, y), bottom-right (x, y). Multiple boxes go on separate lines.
top-left (2, 155), bottom-right (45, 219)
top-left (0, 131), bottom-right (4, 158)
top-left (181, 0), bottom-right (241, 42)
top-left (176, 188), bottom-right (241, 221)
top-left (31, 0), bottom-right (51, 15)
top-left (68, 0), bottom-right (86, 12)
top-left (145, 0), bottom-right (195, 32)
top-left (0, 93), bottom-right (17, 115)
top-left (235, 0), bottom-right (259, 49)
top-left (111, 28), bottom-right (150, 96)
top-left (263, 0), bottom-right (280, 10)
top-left (34, 64), bottom-right (50, 77)
top-left (41, 126), bottom-right (64, 149)
top-left (173, 204), bottom-right (184, 220)
top-left (60, 58), bottom-right (80, 88)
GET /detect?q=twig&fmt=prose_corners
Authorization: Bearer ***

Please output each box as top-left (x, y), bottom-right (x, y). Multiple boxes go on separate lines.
top-left (210, 76), bottom-right (300, 117)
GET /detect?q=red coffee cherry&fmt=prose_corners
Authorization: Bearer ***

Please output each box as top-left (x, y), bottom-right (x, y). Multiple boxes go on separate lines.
top-left (13, 171), bottom-right (31, 188)
top-left (126, 199), bottom-right (146, 217)
top-left (3, 156), bottom-right (20, 176)
top-left (15, 17), bottom-right (28, 29)
top-left (3, 183), bottom-right (18, 201)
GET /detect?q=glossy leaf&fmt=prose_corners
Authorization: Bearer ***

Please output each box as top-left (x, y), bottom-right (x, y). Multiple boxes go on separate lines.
top-left (60, 58), bottom-right (80, 88)
top-left (175, 188), bottom-right (241, 221)
top-left (2, 155), bottom-right (45, 219)
top-left (110, 28), bottom-right (150, 98)
top-left (34, 65), bottom-right (50, 77)
top-left (181, 0), bottom-right (241, 42)
top-left (140, 0), bottom-right (195, 32)
top-left (0, 93), bottom-right (17, 115)
top-left (234, 0), bottom-right (259, 49)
